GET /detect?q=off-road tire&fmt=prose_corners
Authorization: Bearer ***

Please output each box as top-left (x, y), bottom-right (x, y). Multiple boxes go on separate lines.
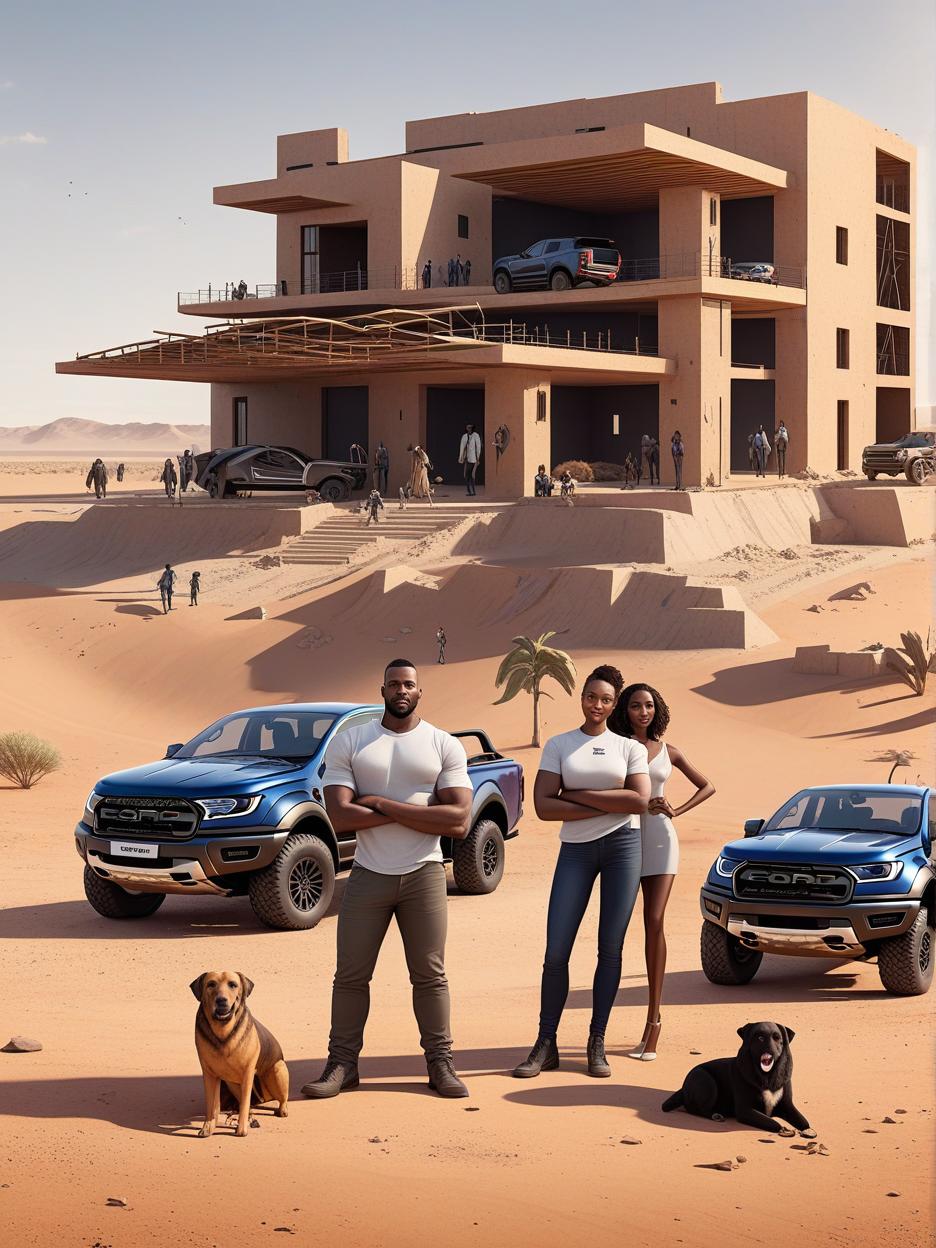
top-left (906, 458), bottom-right (929, 486)
top-left (318, 477), bottom-right (350, 504)
top-left (700, 920), bottom-right (763, 985)
top-left (452, 818), bottom-right (505, 895)
top-left (864, 471), bottom-right (878, 482)
top-left (877, 909), bottom-right (934, 995)
top-left (83, 866), bottom-right (166, 919)
top-left (248, 832), bottom-right (335, 930)
top-left (493, 270), bottom-right (512, 294)
top-left (549, 269), bottom-right (574, 292)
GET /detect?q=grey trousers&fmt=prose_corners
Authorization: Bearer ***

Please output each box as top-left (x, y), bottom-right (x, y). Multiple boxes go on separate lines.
top-left (328, 861), bottom-right (451, 1064)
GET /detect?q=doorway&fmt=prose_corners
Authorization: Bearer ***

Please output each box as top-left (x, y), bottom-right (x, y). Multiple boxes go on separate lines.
top-left (233, 397), bottom-right (248, 446)
top-left (730, 379), bottom-right (775, 472)
top-left (875, 387), bottom-right (911, 443)
top-left (426, 387), bottom-right (485, 488)
top-left (322, 386), bottom-right (369, 460)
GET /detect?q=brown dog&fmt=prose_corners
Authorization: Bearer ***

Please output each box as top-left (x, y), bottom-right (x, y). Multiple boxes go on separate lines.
top-left (190, 971), bottom-right (289, 1137)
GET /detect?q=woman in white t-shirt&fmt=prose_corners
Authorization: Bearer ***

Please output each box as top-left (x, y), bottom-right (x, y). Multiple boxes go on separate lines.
top-left (512, 665), bottom-right (650, 1081)
top-left (608, 683), bottom-right (714, 1060)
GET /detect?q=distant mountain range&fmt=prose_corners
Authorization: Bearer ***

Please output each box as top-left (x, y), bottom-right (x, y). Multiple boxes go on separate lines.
top-left (0, 418), bottom-right (211, 453)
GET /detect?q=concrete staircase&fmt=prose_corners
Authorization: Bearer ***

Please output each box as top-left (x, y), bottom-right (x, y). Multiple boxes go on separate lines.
top-left (281, 502), bottom-right (504, 567)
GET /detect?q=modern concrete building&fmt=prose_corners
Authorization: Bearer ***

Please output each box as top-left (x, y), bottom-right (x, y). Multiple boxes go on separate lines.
top-left (58, 81), bottom-right (916, 496)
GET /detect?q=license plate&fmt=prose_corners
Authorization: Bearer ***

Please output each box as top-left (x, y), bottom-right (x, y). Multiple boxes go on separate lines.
top-left (110, 841), bottom-right (159, 860)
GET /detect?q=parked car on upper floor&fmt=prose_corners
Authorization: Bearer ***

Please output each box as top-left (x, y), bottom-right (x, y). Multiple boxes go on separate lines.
top-left (493, 237), bottom-right (622, 293)
top-left (194, 446), bottom-right (367, 501)
top-left (726, 260), bottom-right (777, 284)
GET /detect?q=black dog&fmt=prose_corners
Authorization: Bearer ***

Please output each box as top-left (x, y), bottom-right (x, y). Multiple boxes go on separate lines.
top-left (662, 1022), bottom-right (815, 1137)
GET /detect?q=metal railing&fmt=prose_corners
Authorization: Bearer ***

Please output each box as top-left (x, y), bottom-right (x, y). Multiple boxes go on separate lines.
top-left (178, 252), bottom-right (806, 305)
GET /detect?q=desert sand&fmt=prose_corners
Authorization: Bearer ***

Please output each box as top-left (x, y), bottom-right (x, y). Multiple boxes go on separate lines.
top-left (1, 467), bottom-right (934, 1248)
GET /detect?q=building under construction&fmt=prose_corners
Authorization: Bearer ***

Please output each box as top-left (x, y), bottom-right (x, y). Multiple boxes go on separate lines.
top-left (57, 81), bottom-right (916, 495)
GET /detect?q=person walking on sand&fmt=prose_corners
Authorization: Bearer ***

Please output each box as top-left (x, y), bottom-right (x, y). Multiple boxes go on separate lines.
top-left (775, 421), bottom-right (789, 477)
top-left (671, 431), bottom-right (685, 491)
top-left (160, 457), bottom-right (177, 502)
top-left (189, 570), bottom-right (201, 606)
top-left (374, 441), bottom-right (390, 494)
top-left (641, 434), bottom-right (659, 485)
top-left (458, 423), bottom-right (482, 496)
top-left (753, 425), bottom-right (770, 477)
top-left (513, 666), bottom-right (650, 1081)
top-left (436, 626), bottom-right (447, 664)
top-left (157, 563), bottom-right (177, 614)
top-left (365, 487), bottom-right (384, 525)
top-left (408, 445), bottom-right (434, 506)
top-left (116, 462), bottom-right (125, 483)
top-left (179, 449), bottom-right (195, 492)
top-left (608, 683), bottom-right (714, 1060)
top-left (302, 660), bottom-right (474, 1101)
top-left (85, 457), bottom-right (108, 499)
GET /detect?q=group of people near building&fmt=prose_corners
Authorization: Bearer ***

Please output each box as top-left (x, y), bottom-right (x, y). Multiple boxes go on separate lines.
top-left (155, 563), bottom-right (201, 612)
top-left (748, 422), bottom-right (790, 477)
top-left (421, 256), bottom-right (472, 289)
top-left (300, 658), bottom-right (713, 1100)
top-left (84, 450), bottom-right (198, 503)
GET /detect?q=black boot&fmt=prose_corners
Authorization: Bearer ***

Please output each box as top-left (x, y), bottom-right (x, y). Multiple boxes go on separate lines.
top-left (586, 1033), bottom-right (611, 1078)
top-left (512, 1035), bottom-right (559, 1078)
top-left (427, 1054), bottom-right (469, 1098)
top-left (300, 1059), bottom-right (359, 1099)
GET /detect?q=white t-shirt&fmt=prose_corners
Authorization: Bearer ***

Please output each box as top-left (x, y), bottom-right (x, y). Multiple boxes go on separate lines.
top-left (539, 728), bottom-right (649, 843)
top-left (323, 718), bottom-right (471, 875)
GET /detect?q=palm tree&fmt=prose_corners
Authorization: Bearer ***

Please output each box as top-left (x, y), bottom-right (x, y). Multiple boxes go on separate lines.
top-left (494, 632), bottom-right (577, 747)
top-left (871, 749), bottom-right (916, 784)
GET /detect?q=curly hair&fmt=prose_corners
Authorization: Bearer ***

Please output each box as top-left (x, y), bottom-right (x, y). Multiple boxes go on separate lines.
top-left (582, 664), bottom-right (624, 699)
top-left (608, 682), bottom-right (670, 740)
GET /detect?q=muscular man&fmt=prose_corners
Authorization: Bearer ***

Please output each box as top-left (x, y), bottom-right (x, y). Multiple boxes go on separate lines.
top-left (302, 661), bottom-right (473, 1100)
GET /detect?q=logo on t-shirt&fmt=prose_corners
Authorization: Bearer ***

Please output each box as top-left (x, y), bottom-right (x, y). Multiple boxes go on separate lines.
top-left (592, 746), bottom-right (606, 756)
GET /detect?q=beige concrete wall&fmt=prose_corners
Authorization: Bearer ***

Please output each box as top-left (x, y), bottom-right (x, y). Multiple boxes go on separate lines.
top-left (658, 296), bottom-right (731, 486)
top-left (277, 128), bottom-right (348, 175)
top-left (210, 381), bottom-right (323, 456)
top-left (659, 187), bottom-right (720, 270)
top-left (400, 163), bottom-right (492, 286)
top-left (484, 370), bottom-right (552, 498)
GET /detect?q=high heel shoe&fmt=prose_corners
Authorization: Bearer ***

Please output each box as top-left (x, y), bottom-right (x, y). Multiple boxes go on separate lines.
top-left (626, 1018), bottom-right (662, 1061)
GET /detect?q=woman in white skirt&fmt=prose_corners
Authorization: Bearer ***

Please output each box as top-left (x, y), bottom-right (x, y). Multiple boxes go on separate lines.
top-left (609, 683), bottom-right (714, 1059)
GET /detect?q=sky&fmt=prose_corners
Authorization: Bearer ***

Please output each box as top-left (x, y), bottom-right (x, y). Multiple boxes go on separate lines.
top-left (1, 0), bottom-right (933, 428)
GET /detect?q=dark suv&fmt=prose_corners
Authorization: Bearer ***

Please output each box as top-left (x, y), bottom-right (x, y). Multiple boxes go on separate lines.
top-left (493, 237), bottom-right (621, 293)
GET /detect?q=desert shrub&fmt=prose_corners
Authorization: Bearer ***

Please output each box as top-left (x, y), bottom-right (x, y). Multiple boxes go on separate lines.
top-left (589, 461), bottom-right (628, 482)
top-left (884, 630), bottom-right (936, 697)
top-left (0, 732), bottom-right (62, 789)
top-left (551, 460), bottom-right (594, 482)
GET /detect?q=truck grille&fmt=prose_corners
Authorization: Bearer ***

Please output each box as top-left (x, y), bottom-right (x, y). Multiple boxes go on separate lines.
top-left (94, 795), bottom-right (200, 840)
top-left (734, 863), bottom-right (853, 904)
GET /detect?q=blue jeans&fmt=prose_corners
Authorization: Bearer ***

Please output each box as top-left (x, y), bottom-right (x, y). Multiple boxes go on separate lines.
top-left (538, 827), bottom-right (642, 1040)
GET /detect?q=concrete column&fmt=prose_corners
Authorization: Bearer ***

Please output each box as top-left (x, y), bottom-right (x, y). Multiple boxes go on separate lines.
top-left (483, 370), bottom-right (551, 498)
top-left (658, 297), bottom-right (731, 487)
top-left (658, 187), bottom-right (720, 277)
top-left (367, 375), bottom-right (422, 496)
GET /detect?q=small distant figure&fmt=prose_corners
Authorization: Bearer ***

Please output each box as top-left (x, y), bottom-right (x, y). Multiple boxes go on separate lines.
top-left (422, 259), bottom-right (432, 289)
top-left (447, 257), bottom-right (456, 287)
top-left (463, 258), bottom-right (471, 286)
top-left (753, 425), bottom-right (771, 477)
top-left (374, 441), bottom-right (390, 494)
top-left (157, 563), bottom-right (176, 614)
top-left (534, 464), bottom-right (553, 497)
top-left (623, 451), bottom-right (639, 489)
top-left (160, 457), bottom-right (178, 503)
top-left (775, 422), bottom-right (789, 477)
top-left (305, 487), bottom-right (323, 505)
top-left (560, 471), bottom-right (576, 498)
top-left (671, 431), bottom-right (685, 491)
top-left (747, 431), bottom-right (756, 472)
top-left (408, 444), bottom-right (434, 506)
top-left (116, 462), bottom-right (125, 483)
top-left (180, 449), bottom-right (196, 491)
top-left (85, 457), bottom-right (108, 499)
top-left (189, 570), bottom-right (201, 606)
top-left (455, 254), bottom-right (464, 286)
top-left (349, 441), bottom-right (367, 466)
top-left (641, 434), bottom-right (660, 485)
top-left (365, 488), bottom-right (384, 525)
top-left (458, 422), bottom-right (482, 496)
top-left (436, 626), bottom-right (447, 665)
top-left (236, 278), bottom-right (248, 300)
top-left (398, 485), bottom-right (408, 510)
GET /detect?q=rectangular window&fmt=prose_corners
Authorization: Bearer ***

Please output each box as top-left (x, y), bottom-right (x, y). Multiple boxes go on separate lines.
top-left (536, 390), bottom-right (547, 422)
top-left (836, 226), bottom-right (848, 265)
top-left (457, 214), bottom-right (469, 240)
top-left (233, 397), bottom-right (248, 447)
top-left (836, 401), bottom-right (849, 470)
top-left (301, 225), bottom-right (319, 294)
top-left (710, 197), bottom-right (718, 226)
top-left (836, 328), bottom-right (850, 369)
top-left (612, 413), bottom-right (620, 436)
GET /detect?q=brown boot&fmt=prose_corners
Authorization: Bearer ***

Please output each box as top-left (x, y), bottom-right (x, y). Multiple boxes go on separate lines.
top-left (512, 1035), bottom-right (559, 1078)
top-left (301, 1059), bottom-right (359, 1099)
top-left (427, 1054), bottom-right (469, 1098)
top-left (586, 1033), bottom-right (611, 1078)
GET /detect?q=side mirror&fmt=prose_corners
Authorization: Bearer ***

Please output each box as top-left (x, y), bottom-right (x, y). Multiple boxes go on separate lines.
top-left (743, 818), bottom-right (765, 838)
top-left (165, 743), bottom-right (183, 759)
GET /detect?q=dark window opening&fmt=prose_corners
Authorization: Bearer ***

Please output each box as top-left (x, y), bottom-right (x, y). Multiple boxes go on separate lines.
top-left (876, 387), bottom-right (911, 442)
top-left (836, 328), bottom-right (850, 370)
top-left (837, 400), bottom-right (849, 470)
top-left (536, 390), bottom-right (547, 422)
top-left (233, 397), bottom-right (248, 447)
top-left (710, 197), bottom-right (718, 226)
top-left (836, 226), bottom-right (848, 265)
top-left (457, 214), bottom-right (469, 240)
top-left (301, 225), bottom-right (319, 295)
top-left (876, 149), bottom-right (910, 213)
top-left (877, 215), bottom-right (910, 310)
top-left (574, 125), bottom-right (605, 134)
top-left (286, 162), bottom-right (314, 172)
top-left (720, 196), bottom-right (774, 264)
top-left (876, 323), bottom-right (910, 376)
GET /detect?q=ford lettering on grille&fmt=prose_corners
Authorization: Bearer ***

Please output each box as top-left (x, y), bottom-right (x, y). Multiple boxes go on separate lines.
top-left (95, 796), bottom-right (199, 839)
top-left (735, 863), bottom-right (852, 903)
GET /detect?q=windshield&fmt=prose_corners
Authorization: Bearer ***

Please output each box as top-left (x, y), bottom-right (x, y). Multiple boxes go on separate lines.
top-left (893, 433), bottom-right (934, 448)
top-left (764, 789), bottom-right (921, 836)
top-left (177, 711), bottom-right (336, 761)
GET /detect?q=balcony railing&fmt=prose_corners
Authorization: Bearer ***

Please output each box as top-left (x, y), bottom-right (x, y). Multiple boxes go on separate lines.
top-left (178, 253), bottom-right (806, 306)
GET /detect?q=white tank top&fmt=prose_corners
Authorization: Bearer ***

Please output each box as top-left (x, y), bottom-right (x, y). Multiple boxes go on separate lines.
top-left (647, 742), bottom-right (672, 799)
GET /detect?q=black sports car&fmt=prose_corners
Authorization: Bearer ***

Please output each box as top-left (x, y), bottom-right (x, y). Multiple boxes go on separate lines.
top-left (194, 446), bottom-right (367, 501)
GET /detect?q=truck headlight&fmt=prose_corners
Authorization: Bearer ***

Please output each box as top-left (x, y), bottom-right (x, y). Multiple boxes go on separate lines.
top-left (715, 856), bottom-right (739, 878)
top-left (83, 790), bottom-right (102, 821)
top-left (850, 862), bottom-right (901, 881)
top-left (894, 449), bottom-right (908, 463)
top-left (195, 795), bottom-right (262, 819)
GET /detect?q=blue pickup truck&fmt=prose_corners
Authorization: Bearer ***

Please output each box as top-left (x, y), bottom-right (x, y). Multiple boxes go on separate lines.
top-left (700, 784), bottom-right (935, 995)
top-left (75, 703), bottom-right (523, 931)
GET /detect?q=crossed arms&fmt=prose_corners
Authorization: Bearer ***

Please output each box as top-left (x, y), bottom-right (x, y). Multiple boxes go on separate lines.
top-left (533, 770), bottom-right (650, 822)
top-left (324, 785), bottom-right (472, 840)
